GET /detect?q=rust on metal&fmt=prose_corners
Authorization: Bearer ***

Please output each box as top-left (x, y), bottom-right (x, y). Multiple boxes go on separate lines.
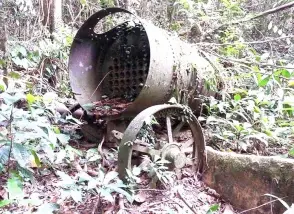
top-left (68, 7), bottom-right (221, 119)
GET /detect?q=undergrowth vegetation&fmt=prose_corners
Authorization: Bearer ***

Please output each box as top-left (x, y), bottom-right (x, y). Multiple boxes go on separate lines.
top-left (0, 0), bottom-right (294, 213)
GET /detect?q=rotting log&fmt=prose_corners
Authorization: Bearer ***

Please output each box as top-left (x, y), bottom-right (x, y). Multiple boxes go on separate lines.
top-left (203, 146), bottom-right (294, 214)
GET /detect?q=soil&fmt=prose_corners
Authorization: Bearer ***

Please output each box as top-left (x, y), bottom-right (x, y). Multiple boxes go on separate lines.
top-left (92, 98), bottom-right (132, 117)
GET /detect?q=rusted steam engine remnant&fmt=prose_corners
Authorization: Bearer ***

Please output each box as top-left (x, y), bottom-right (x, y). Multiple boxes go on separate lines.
top-left (68, 8), bottom-right (221, 182)
top-left (69, 8), bottom-right (219, 118)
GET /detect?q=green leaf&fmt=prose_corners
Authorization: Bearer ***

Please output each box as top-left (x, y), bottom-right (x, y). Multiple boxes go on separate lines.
top-left (56, 171), bottom-right (75, 187)
top-left (99, 188), bottom-right (114, 203)
top-left (289, 148), bottom-right (294, 157)
top-left (53, 126), bottom-right (61, 134)
top-left (12, 143), bottom-right (31, 168)
top-left (0, 92), bottom-right (26, 105)
top-left (31, 150), bottom-right (41, 167)
top-left (0, 145), bottom-right (10, 165)
top-left (8, 71), bottom-right (21, 80)
top-left (36, 203), bottom-right (60, 214)
top-left (0, 84), bottom-right (5, 92)
top-left (7, 177), bottom-right (23, 200)
top-left (103, 171), bottom-right (118, 185)
top-left (108, 185), bottom-right (134, 203)
top-left (281, 69), bottom-right (291, 78)
top-left (234, 94), bottom-right (241, 101)
top-left (258, 76), bottom-right (271, 87)
top-left (80, 0), bottom-right (87, 6)
top-left (207, 204), bottom-right (220, 214)
top-left (70, 189), bottom-right (82, 203)
top-left (132, 166), bottom-right (141, 176)
top-left (18, 46), bottom-right (27, 57)
top-left (26, 94), bottom-right (37, 105)
top-left (81, 103), bottom-right (95, 112)
top-left (56, 134), bottom-right (70, 145)
top-left (0, 200), bottom-right (11, 208)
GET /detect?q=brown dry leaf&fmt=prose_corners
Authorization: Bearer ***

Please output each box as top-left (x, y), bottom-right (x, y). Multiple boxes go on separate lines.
top-left (134, 193), bottom-right (147, 204)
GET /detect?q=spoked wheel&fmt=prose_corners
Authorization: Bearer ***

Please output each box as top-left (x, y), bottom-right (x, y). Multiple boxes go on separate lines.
top-left (117, 104), bottom-right (206, 182)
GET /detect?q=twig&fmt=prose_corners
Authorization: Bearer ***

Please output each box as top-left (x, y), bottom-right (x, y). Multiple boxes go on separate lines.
top-left (6, 106), bottom-right (14, 182)
top-left (239, 197), bottom-right (287, 213)
top-left (204, 49), bottom-right (294, 70)
top-left (176, 189), bottom-right (197, 214)
top-left (202, 1), bottom-right (294, 39)
top-left (89, 71), bottom-right (111, 101)
top-left (91, 194), bottom-right (101, 214)
top-left (197, 35), bottom-right (294, 46)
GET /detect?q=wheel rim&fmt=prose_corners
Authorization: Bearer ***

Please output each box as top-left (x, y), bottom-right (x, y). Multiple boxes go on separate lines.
top-left (117, 104), bottom-right (206, 182)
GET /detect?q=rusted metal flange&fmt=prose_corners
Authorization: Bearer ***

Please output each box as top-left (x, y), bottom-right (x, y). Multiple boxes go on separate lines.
top-left (117, 104), bottom-right (206, 182)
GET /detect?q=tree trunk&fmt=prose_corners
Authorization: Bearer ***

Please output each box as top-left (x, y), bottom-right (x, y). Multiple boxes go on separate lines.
top-left (0, 25), bottom-right (8, 89)
top-left (203, 146), bottom-right (294, 214)
top-left (42, 0), bottom-right (63, 35)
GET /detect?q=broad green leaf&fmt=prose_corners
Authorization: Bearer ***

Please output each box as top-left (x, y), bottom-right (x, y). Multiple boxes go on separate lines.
top-left (107, 185), bottom-right (134, 203)
top-left (103, 171), bottom-right (118, 185)
top-left (12, 143), bottom-right (31, 167)
top-left (81, 103), bottom-right (95, 112)
top-left (86, 148), bottom-right (101, 162)
top-left (0, 84), bottom-right (5, 92)
top-left (281, 70), bottom-right (291, 78)
top-left (36, 203), bottom-right (60, 214)
top-left (258, 76), bottom-right (271, 87)
top-left (8, 71), bottom-right (21, 80)
top-left (0, 92), bottom-right (25, 105)
top-left (56, 171), bottom-right (75, 187)
top-left (0, 146), bottom-right (10, 165)
top-left (288, 80), bottom-right (294, 87)
top-left (65, 115), bottom-right (83, 125)
top-left (17, 164), bottom-right (34, 180)
top-left (18, 46), bottom-right (27, 56)
top-left (289, 148), bottom-right (294, 157)
top-left (0, 200), bottom-right (11, 208)
top-left (30, 150), bottom-right (41, 167)
top-left (132, 166), bottom-right (141, 176)
top-left (52, 126), bottom-right (61, 134)
top-left (207, 204), bottom-right (220, 214)
top-left (56, 134), bottom-right (70, 145)
top-left (99, 188), bottom-right (114, 203)
top-left (78, 171), bottom-right (93, 182)
top-left (7, 177), bottom-right (23, 199)
top-left (26, 94), bottom-right (37, 105)
top-left (70, 189), bottom-right (82, 203)
top-left (80, 0), bottom-right (87, 6)
top-left (55, 149), bottom-right (66, 164)
top-left (234, 94), bottom-right (241, 101)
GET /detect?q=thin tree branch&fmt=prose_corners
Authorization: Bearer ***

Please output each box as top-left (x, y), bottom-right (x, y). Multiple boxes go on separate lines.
top-left (197, 35), bottom-right (294, 46)
top-left (203, 49), bottom-right (294, 70)
top-left (202, 1), bottom-right (294, 40)
top-left (239, 197), bottom-right (287, 214)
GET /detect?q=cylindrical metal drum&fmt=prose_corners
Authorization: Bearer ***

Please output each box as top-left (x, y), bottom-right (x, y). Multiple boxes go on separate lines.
top-left (68, 8), bottom-right (219, 117)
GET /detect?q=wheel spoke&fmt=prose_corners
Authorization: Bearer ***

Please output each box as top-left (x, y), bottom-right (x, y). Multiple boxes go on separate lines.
top-left (172, 121), bottom-right (185, 137)
top-left (181, 139), bottom-right (194, 149)
top-left (166, 115), bottom-right (173, 144)
top-left (132, 144), bottom-right (161, 157)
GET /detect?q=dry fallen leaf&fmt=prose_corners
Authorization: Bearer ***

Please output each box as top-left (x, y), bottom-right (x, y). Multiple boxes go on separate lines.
top-left (134, 192), bottom-right (147, 204)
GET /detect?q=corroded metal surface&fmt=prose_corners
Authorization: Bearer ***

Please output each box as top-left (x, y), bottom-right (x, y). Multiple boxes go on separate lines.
top-left (68, 7), bottom-right (220, 118)
top-left (117, 104), bottom-right (206, 181)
